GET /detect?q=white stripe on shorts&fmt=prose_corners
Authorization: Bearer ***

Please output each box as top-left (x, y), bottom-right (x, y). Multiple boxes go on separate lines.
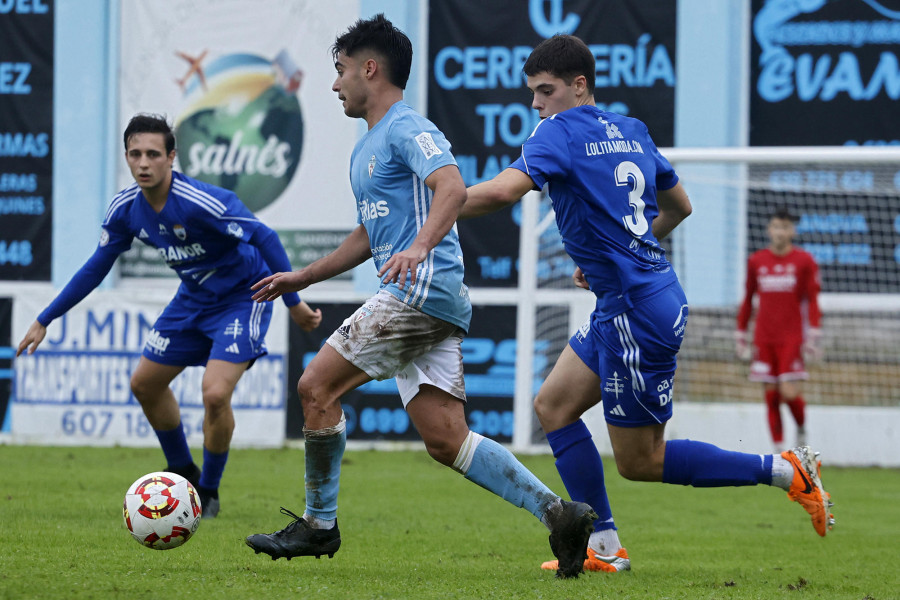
top-left (614, 314), bottom-right (646, 392)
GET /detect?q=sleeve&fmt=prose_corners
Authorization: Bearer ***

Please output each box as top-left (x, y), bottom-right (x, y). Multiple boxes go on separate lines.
top-left (736, 255), bottom-right (757, 331)
top-left (509, 118), bottom-right (569, 190)
top-left (644, 123), bottom-right (679, 191)
top-left (37, 242), bottom-right (122, 326)
top-left (803, 254), bottom-right (821, 328)
top-left (391, 115), bottom-right (457, 182)
top-left (247, 225), bottom-right (301, 307)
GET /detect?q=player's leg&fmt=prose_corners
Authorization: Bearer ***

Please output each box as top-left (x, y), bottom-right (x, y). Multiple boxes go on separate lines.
top-left (764, 383), bottom-right (785, 451)
top-left (776, 341), bottom-right (808, 446)
top-left (191, 358), bottom-right (248, 517)
top-left (603, 284), bottom-right (833, 536)
top-left (534, 340), bottom-right (626, 573)
top-left (131, 357), bottom-right (192, 476)
top-left (399, 333), bottom-right (595, 578)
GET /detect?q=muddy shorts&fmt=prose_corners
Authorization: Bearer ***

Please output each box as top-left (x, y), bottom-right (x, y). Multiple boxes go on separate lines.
top-left (326, 290), bottom-right (467, 406)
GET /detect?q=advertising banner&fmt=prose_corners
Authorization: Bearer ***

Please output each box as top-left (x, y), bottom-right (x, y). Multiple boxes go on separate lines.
top-left (118, 0), bottom-right (361, 278)
top-left (0, 0), bottom-right (53, 280)
top-left (750, 0), bottom-right (900, 146)
top-left (747, 166), bottom-right (900, 293)
top-left (287, 304), bottom-right (528, 443)
top-left (428, 0), bottom-right (677, 287)
top-left (11, 290), bottom-right (288, 447)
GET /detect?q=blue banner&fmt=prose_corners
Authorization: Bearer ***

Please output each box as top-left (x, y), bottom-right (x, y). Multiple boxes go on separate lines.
top-left (0, 0), bottom-right (53, 280)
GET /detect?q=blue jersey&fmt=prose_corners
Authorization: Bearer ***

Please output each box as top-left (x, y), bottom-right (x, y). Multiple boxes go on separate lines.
top-left (38, 171), bottom-right (298, 325)
top-left (510, 106), bottom-right (679, 320)
top-left (350, 101), bottom-right (471, 332)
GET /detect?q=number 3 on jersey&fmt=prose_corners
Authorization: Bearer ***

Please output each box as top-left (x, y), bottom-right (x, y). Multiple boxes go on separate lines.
top-left (615, 160), bottom-right (649, 236)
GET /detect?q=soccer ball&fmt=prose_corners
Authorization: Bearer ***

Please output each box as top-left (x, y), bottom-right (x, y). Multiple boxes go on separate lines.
top-left (123, 472), bottom-right (202, 549)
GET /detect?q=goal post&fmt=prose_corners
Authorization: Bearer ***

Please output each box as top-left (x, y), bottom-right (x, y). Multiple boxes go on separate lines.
top-left (511, 145), bottom-right (900, 453)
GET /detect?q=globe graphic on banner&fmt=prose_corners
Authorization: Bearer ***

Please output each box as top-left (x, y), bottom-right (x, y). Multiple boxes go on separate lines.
top-left (175, 52), bottom-right (303, 212)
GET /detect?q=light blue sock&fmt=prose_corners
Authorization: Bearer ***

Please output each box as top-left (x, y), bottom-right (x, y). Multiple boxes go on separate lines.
top-left (454, 431), bottom-right (559, 521)
top-left (303, 413), bottom-right (347, 521)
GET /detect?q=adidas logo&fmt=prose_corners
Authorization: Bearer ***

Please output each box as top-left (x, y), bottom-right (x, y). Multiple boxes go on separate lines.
top-left (609, 404), bottom-right (626, 417)
top-left (139, 228), bottom-right (149, 239)
top-left (225, 343), bottom-right (240, 354)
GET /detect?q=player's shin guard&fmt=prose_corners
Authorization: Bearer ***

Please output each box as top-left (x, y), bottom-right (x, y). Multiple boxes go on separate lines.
top-left (662, 439), bottom-right (774, 487)
top-left (546, 419), bottom-right (615, 532)
top-left (303, 412), bottom-right (347, 521)
top-left (454, 431), bottom-right (558, 520)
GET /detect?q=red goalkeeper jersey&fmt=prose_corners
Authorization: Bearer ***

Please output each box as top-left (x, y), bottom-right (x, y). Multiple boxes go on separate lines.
top-left (737, 247), bottom-right (821, 345)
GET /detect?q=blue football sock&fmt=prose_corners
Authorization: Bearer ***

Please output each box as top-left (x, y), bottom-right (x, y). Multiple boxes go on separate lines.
top-left (662, 439), bottom-right (773, 487)
top-left (198, 447), bottom-right (228, 492)
top-left (546, 419), bottom-right (615, 531)
top-left (454, 431), bottom-right (558, 520)
top-left (154, 422), bottom-right (193, 470)
top-left (303, 414), bottom-right (347, 521)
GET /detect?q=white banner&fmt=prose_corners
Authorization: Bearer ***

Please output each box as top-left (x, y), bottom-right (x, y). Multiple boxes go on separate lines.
top-left (119, 0), bottom-right (360, 229)
top-left (11, 288), bottom-right (288, 447)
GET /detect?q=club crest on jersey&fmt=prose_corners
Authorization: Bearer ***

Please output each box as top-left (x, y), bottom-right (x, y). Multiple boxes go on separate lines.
top-left (368, 155), bottom-right (376, 178)
top-left (173, 224), bottom-right (187, 240)
top-left (226, 222), bottom-right (244, 238)
top-left (414, 132), bottom-right (442, 159)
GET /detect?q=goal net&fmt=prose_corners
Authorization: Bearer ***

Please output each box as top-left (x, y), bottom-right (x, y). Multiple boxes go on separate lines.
top-left (514, 146), bottom-right (900, 449)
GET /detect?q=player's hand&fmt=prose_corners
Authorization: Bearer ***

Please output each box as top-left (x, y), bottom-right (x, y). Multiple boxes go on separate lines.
top-left (378, 244), bottom-right (427, 290)
top-left (572, 267), bottom-right (590, 290)
top-left (289, 301), bottom-right (323, 332)
top-left (734, 330), bottom-right (751, 361)
top-left (16, 320), bottom-right (47, 357)
top-left (251, 270), bottom-right (311, 302)
top-left (803, 327), bottom-right (823, 362)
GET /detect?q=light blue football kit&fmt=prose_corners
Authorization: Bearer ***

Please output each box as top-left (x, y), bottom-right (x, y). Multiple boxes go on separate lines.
top-left (349, 101), bottom-right (471, 332)
top-left (305, 102), bottom-right (562, 526)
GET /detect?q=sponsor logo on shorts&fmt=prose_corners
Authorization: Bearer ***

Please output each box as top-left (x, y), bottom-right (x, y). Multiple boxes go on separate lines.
top-left (604, 371), bottom-right (625, 399)
top-left (575, 319), bottom-right (590, 343)
top-left (225, 343), bottom-right (240, 354)
top-left (224, 318), bottom-right (243, 338)
top-left (337, 323), bottom-right (350, 339)
top-left (145, 329), bottom-right (171, 355)
top-left (609, 404), bottom-right (626, 417)
top-left (672, 304), bottom-right (689, 338)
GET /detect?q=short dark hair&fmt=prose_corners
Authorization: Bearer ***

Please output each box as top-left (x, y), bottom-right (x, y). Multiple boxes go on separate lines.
top-left (123, 113), bottom-right (175, 154)
top-left (770, 206), bottom-right (797, 223)
top-left (523, 34), bottom-right (596, 95)
top-left (331, 13), bottom-right (412, 89)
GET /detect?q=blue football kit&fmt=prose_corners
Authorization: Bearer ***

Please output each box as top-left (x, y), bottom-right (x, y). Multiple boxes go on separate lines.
top-left (38, 171), bottom-right (299, 366)
top-left (349, 101), bottom-right (471, 333)
top-left (511, 105), bottom-right (685, 426)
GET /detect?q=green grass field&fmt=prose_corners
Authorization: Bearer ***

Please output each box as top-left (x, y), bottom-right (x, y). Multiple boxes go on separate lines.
top-left (0, 445), bottom-right (897, 600)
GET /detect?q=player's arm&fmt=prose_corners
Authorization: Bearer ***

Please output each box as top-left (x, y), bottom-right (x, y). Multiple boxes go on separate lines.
top-left (377, 164), bottom-right (466, 289)
top-left (247, 224), bottom-right (304, 308)
top-left (459, 168), bottom-right (535, 219)
top-left (652, 182), bottom-right (692, 240)
top-left (735, 256), bottom-right (758, 360)
top-left (16, 245), bottom-right (120, 356)
top-left (803, 256), bottom-right (823, 358)
top-left (252, 225), bottom-right (372, 302)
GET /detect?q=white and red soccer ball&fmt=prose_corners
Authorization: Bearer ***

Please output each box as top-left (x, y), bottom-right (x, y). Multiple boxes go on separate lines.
top-left (123, 472), bottom-right (202, 549)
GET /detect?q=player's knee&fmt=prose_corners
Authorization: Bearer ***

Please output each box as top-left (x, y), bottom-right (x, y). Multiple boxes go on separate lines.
top-left (130, 375), bottom-right (156, 403)
top-left (422, 437), bottom-right (457, 467)
top-left (201, 383), bottom-right (233, 414)
top-left (297, 375), bottom-right (336, 415)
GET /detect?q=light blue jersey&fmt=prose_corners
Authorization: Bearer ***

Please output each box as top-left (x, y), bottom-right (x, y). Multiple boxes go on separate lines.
top-left (511, 106), bottom-right (680, 321)
top-left (350, 101), bottom-right (471, 332)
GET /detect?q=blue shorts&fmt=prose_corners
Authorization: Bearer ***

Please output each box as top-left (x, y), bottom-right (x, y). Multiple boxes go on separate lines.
top-left (569, 283), bottom-right (688, 427)
top-left (142, 297), bottom-right (273, 367)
